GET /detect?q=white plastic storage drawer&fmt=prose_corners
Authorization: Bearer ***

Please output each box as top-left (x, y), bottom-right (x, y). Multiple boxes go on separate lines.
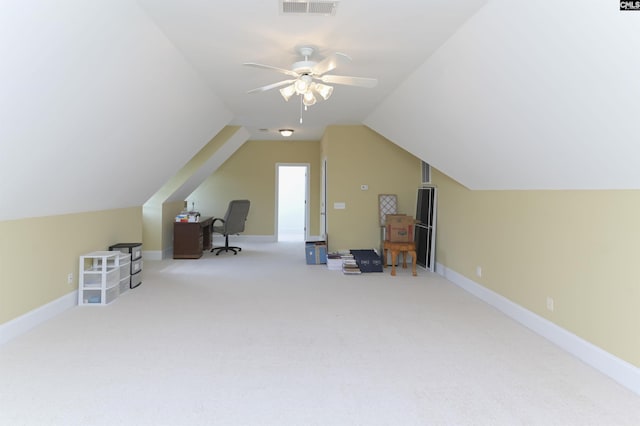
top-left (82, 269), bottom-right (119, 288)
top-left (131, 271), bottom-right (142, 289)
top-left (118, 253), bottom-right (131, 279)
top-left (131, 258), bottom-right (143, 274)
top-left (82, 286), bottom-right (119, 305)
top-left (109, 243), bottom-right (142, 260)
top-left (119, 276), bottom-right (130, 294)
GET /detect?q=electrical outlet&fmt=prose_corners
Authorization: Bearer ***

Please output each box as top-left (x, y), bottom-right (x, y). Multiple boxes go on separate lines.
top-left (476, 266), bottom-right (482, 277)
top-left (546, 297), bottom-right (554, 312)
top-left (67, 273), bottom-right (74, 285)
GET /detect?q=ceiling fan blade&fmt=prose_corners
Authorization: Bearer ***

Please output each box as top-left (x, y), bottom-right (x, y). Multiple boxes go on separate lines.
top-left (243, 62), bottom-right (299, 77)
top-left (247, 79), bottom-right (296, 94)
top-left (311, 52), bottom-right (351, 76)
top-left (319, 74), bottom-right (378, 88)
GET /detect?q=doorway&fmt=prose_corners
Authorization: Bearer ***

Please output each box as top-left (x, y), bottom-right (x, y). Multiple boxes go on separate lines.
top-left (276, 164), bottom-right (309, 242)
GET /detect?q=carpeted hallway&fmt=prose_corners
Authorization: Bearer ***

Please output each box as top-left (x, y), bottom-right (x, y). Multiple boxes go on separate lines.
top-left (1, 241), bottom-right (638, 425)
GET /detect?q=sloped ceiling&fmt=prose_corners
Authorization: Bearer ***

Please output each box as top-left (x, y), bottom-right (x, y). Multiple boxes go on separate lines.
top-left (0, 1), bottom-right (232, 221)
top-left (136, 0), bottom-right (488, 141)
top-left (366, 1), bottom-right (640, 190)
top-left (166, 126), bottom-right (251, 203)
top-left (2, 1), bottom-right (639, 225)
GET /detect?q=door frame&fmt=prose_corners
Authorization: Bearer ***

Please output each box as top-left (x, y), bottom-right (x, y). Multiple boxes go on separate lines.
top-left (320, 158), bottom-right (327, 239)
top-left (275, 163), bottom-right (310, 241)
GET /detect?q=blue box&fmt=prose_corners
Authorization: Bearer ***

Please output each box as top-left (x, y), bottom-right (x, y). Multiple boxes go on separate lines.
top-left (305, 241), bottom-right (327, 264)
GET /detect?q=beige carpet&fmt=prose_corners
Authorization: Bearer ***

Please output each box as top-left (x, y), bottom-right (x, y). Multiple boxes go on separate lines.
top-left (1, 241), bottom-right (639, 425)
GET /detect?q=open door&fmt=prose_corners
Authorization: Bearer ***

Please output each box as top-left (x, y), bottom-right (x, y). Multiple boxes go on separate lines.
top-left (276, 164), bottom-right (310, 241)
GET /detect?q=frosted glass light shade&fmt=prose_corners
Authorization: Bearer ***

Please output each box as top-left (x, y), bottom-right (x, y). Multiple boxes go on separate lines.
top-left (314, 83), bottom-right (333, 100)
top-left (295, 75), bottom-right (312, 94)
top-left (303, 91), bottom-right (317, 106)
top-left (280, 84), bottom-right (296, 101)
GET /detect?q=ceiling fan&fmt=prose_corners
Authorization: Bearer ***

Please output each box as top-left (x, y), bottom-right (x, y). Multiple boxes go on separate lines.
top-left (244, 46), bottom-right (378, 109)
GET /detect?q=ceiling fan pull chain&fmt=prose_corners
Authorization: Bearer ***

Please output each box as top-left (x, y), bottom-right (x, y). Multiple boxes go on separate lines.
top-left (299, 96), bottom-right (304, 124)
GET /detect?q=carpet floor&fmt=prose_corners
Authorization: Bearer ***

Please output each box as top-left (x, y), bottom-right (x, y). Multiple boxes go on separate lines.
top-left (1, 241), bottom-right (639, 425)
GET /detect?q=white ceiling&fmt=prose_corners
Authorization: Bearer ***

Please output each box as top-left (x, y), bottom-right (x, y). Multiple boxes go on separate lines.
top-left (367, 1), bottom-right (640, 190)
top-left (3, 0), bottom-right (640, 222)
top-left (137, 0), bottom-right (488, 140)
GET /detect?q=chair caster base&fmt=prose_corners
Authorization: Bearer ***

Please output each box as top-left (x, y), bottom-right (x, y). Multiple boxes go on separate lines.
top-left (211, 246), bottom-right (242, 256)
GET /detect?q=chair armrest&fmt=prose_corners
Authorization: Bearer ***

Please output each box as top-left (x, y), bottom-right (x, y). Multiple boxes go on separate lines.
top-left (212, 217), bottom-right (225, 227)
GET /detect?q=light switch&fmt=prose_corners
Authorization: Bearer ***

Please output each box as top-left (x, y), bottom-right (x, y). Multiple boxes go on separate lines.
top-left (334, 202), bottom-right (346, 209)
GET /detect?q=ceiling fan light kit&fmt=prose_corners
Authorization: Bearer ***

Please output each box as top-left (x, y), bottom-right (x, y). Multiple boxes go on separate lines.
top-left (279, 84), bottom-right (296, 101)
top-left (314, 83), bottom-right (333, 100)
top-left (294, 75), bottom-right (312, 94)
top-left (303, 91), bottom-right (317, 106)
top-left (244, 46), bottom-right (377, 123)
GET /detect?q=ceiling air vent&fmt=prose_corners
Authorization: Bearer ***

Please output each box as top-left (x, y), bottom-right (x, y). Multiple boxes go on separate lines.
top-left (281, 1), bottom-right (339, 16)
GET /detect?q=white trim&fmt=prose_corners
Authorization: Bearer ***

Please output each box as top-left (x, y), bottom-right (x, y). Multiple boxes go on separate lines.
top-left (436, 262), bottom-right (640, 396)
top-left (148, 236), bottom-right (281, 261)
top-left (0, 291), bottom-right (77, 346)
top-left (211, 234), bottom-right (277, 244)
top-left (275, 163), bottom-right (310, 242)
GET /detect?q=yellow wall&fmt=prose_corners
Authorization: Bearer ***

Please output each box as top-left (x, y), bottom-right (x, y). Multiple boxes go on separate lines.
top-left (143, 126), bottom-right (242, 252)
top-left (142, 200), bottom-right (185, 255)
top-left (5, 124), bottom-right (638, 372)
top-left (188, 140), bottom-right (321, 236)
top-left (163, 201), bottom-right (186, 252)
top-left (323, 125), bottom-right (422, 252)
top-left (0, 207), bottom-right (142, 324)
top-left (432, 169), bottom-right (640, 367)
top-left (142, 202), bottom-right (162, 251)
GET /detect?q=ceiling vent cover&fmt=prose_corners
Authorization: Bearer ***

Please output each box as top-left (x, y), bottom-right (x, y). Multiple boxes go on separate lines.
top-left (281, 1), bottom-right (339, 16)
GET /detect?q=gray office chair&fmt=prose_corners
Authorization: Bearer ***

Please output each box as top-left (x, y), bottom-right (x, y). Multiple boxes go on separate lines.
top-left (211, 200), bottom-right (251, 255)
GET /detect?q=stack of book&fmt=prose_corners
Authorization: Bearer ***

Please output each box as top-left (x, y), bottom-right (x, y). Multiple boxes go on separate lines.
top-left (341, 254), bottom-right (361, 275)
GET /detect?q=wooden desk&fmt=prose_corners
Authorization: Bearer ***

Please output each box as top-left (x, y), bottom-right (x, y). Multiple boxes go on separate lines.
top-left (383, 240), bottom-right (417, 276)
top-left (173, 217), bottom-right (213, 259)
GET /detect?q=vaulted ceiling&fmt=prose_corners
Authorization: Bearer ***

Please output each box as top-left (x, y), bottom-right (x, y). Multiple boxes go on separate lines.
top-left (1, 1), bottom-right (639, 221)
top-left (137, 0), bottom-right (488, 141)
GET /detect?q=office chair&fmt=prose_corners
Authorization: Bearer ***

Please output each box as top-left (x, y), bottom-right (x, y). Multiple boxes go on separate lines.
top-left (211, 200), bottom-right (251, 255)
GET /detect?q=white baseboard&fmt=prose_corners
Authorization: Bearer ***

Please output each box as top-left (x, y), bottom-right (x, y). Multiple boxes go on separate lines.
top-left (145, 236), bottom-right (287, 261)
top-left (0, 290), bottom-right (77, 346)
top-left (436, 262), bottom-right (639, 396)
top-left (211, 235), bottom-right (277, 244)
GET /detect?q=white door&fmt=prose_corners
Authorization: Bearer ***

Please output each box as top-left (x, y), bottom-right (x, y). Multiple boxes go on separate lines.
top-left (276, 164), bottom-right (309, 241)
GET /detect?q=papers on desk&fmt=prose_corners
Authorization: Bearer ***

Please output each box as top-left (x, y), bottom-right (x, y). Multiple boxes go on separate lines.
top-left (175, 212), bottom-right (201, 222)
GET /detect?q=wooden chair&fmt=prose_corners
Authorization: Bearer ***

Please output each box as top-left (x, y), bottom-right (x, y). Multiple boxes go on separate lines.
top-left (383, 240), bottom-right (417, 276)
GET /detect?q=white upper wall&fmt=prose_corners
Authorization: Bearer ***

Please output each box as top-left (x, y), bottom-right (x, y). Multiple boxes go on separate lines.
top-left (366, 1), bottom-right (640, 190)
top-left (0, 0), bottom-right (233, 221)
